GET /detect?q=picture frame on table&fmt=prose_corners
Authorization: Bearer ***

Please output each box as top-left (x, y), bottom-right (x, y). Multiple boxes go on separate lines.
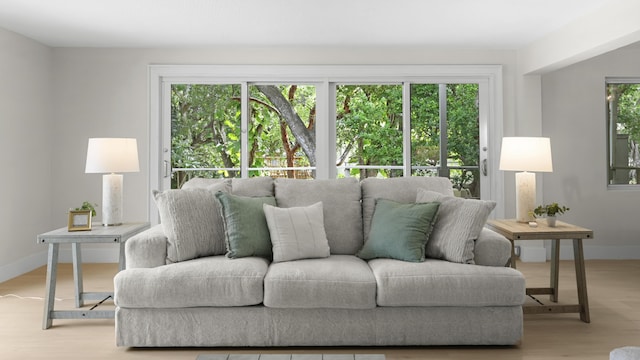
top-left (68, 210), bottom-right (92, 232)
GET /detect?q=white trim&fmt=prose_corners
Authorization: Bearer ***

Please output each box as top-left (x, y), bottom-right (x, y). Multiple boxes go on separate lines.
top-left (315, 81), bottom-right (330, 179)
top-left (327, 83), bottom-right (338, 179)
top-left (148, 66), bottom-right (162, 224)
top-left (486, 69), bottom-right (505, 218)
top-left (402, 83), bottom-right (412, 176)
top-left (241, 82), bottom-right (250, 178)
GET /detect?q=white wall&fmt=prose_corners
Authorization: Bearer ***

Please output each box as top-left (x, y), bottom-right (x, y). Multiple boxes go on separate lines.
top-left (45, 46), bottom-right (520, 264)
top-left (0, 28), bottom-right (53, 282)
top-left (541, 43), bottom-right (640, 259)
top-left (3, 38), bottom-right (638, 281)
top-left (4, 38), bottom-right (638, 281)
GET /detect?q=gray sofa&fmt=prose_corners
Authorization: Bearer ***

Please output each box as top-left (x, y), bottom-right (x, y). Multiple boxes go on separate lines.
top-left (114, 176), bottom-right (525, 347)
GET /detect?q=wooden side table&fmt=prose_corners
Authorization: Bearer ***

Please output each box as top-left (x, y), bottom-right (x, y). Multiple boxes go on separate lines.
top-left (486, 219), bottom-right (593, 323)
top-left (37, 222), bottom-right (150, 329)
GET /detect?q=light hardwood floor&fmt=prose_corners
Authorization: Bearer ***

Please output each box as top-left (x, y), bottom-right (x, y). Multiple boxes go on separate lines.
top-left (1, 260), bottom-right (638, 360)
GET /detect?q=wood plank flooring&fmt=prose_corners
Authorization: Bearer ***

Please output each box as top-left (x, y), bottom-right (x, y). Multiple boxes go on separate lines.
top-left (1, 260), bottom-right (638, 360)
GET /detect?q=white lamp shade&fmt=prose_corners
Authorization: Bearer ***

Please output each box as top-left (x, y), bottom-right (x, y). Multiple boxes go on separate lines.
top-left (85, 138), bottom-right (140, 173)
top-left (499, 137), bottom-right (553, 172)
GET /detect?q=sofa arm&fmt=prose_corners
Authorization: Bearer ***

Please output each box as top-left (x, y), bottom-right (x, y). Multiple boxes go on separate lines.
top-left (474, 227), bottom-right (512, 267)
top-left (125, 224), bottom-right (167, 269)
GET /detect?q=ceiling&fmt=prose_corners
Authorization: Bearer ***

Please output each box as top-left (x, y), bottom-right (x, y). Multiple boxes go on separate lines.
top-left (0, 0), bottom-right (617, 48)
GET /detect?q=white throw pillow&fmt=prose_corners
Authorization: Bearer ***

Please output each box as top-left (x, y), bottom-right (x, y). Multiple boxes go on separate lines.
top-left (263, 202), bottom-right (331, 263)
top-left (416, 189), bottom-right (496, 264)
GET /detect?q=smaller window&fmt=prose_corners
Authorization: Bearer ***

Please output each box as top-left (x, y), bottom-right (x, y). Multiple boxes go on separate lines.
top-left (606, 79), bottom-right (640, 186)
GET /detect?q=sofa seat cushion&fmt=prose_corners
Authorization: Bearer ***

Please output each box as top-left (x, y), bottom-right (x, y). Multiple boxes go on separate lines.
top-left (368, 258), bottom-right (525, 307)
top-left (263, 255), bottom-right (377, 309)
top-left (115, 256), bottom-right (269, 308)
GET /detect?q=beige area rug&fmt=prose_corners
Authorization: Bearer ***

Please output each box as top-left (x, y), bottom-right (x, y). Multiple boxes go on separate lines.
top-left (196, 355), bottom-right (385, 360)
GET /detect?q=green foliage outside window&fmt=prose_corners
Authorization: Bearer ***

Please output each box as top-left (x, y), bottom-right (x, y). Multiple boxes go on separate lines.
top-left (170, 82), bottom-right (481, 196)
top-left (607, 83), bottom-right (640, 185)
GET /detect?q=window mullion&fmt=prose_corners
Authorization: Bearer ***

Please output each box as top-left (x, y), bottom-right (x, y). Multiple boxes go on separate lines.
top-left (241, 82), bottom-right (249, 178)
top-left (439, 84), bottom-right (449, 178)
top-left (402, 82), bottom-right (411, 177)
top-left (320, 80), bottom-right (334, 180)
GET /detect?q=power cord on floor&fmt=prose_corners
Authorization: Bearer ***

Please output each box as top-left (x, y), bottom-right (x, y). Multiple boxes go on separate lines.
top-left (0, 294), bottom-right (69, 301)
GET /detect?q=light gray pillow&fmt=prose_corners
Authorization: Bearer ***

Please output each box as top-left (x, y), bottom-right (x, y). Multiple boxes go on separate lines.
top-left (263, 202), bottom-right (331, 263)
top-left (153, 182), bottom-right (229, 263)
top-left (273, 178), bottom-right (362, 254)
top-left (416, 189), bottom-right (496, 264)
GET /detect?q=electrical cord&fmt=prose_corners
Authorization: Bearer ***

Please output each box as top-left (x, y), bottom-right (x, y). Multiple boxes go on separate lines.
top-left (0, 294), bottom-right (69, 301)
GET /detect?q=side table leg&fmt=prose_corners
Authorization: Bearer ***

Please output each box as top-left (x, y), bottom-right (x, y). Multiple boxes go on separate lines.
top-left (118, 241), bottom-right (126, 271)
top-left (573, 238), bottom-right (591, 323)
top-left (42, 243), bottom-right (59, 329)
top-left (510, 239), bottom-right (517, 269)
top-left (72, 242), bottom-right (84, 308)
top-left (550, 239), bottom-right (560, 302)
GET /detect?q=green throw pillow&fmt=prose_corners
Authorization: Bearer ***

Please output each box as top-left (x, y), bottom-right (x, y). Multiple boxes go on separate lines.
top-left (215, 192), bottom-right (277, 259)
top-left (357, 199), bottom-right (440, 262)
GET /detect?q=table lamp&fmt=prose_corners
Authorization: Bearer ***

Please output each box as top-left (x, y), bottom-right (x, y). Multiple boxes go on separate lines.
top-left (499, 137), bottom-right (553, 222)
top-left (85, 138), bottom-right (140, 226)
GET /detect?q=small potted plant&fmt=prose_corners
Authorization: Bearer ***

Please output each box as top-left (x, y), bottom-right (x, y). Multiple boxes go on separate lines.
top-left (75, 201), bottom-right (98, 217)
top-left (532, 202), bottom-right (570, 227)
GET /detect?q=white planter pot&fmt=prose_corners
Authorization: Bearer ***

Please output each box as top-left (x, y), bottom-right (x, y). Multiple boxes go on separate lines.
top-left (547, 216), bottom-right (557, 227)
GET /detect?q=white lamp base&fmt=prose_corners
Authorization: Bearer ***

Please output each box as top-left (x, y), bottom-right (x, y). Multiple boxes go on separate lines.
top-left (102, 173), bottom-right (123, 226)
top-left (515, 171), bottom-right (536, 223)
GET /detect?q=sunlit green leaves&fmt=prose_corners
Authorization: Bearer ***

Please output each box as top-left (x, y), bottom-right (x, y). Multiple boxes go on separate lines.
top-left (171, 84), bottom-right (241, 188)
top-left (336, 85), bottom-right (404, 178)
top-left (607, 83), bottom-right (640, 184)
top-left (171, 82), bottom-right (481, 193)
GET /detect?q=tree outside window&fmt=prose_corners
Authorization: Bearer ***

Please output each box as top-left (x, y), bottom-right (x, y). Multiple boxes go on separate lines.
top-left (170, 82), bottom-right (481, 198)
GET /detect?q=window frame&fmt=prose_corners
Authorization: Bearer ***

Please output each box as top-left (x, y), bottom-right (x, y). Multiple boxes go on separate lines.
top-left (149, 65), bottom-right (504, 222)
top-left (606, 77), bottom-right (640, 189)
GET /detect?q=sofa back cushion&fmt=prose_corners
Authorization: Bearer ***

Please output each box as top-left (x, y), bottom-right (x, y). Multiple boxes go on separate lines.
top-left (232, 177), bottom-right (274, 196)
top-left (361, 177), bottom-right (454, 242)
top-left (181, 177), bottom-right (230, 190)
top-left (182, 177), bottom-right (274, 197)
top-left (274, 178), bottom-right (363, 254)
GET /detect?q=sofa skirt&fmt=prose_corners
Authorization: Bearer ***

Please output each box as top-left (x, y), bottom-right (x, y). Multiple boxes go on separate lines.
top-left (116, 305), bottom-right (522, 347)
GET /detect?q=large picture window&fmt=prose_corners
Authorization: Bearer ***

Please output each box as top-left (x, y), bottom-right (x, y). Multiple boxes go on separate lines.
top-left (150, 65), bottom-right (503, 220)
top-left (607, 78), bottom-right (640, 186)
top-left (170, 84), bottom-right (316, 188)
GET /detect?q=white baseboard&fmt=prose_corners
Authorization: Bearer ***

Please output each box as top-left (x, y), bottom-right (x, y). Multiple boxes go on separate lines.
top-left (0, 247), bottom-right (121, 283)
top-left (0, 251), bottom-right (48, 283)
